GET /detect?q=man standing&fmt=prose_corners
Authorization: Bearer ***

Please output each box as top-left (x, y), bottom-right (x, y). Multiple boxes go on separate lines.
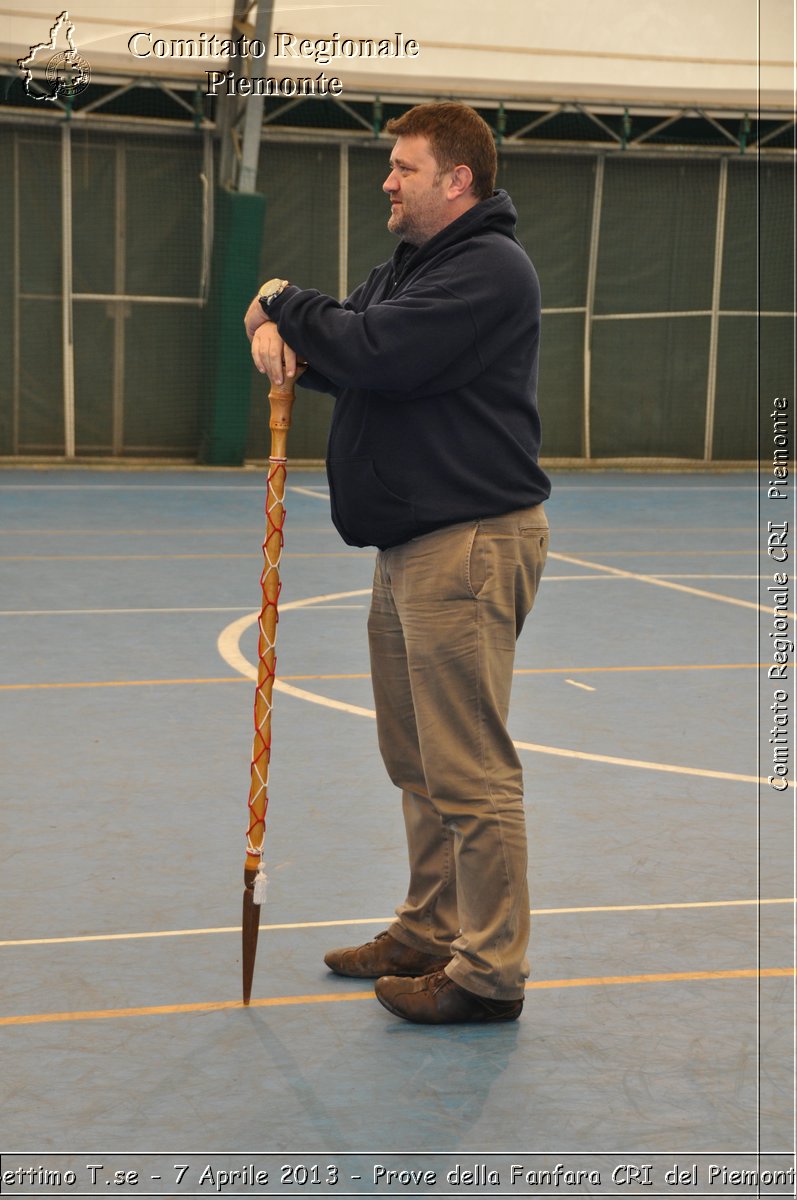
top-left (244, 102), bottom-right (550, 1024)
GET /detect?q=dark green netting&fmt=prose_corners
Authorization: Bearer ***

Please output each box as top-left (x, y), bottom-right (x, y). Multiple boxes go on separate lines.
top-left (244, 142), bottom-right (340, 461)
top-left (0, 121), bottom-right (792, 463)
top-left (595, 158), bottom-right (719, 316)
top-left (590, 316), bottom-right (711, 458)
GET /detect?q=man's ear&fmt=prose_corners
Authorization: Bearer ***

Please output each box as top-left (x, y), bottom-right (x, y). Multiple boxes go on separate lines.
top-left (448, 163), bottom-right (474, 199)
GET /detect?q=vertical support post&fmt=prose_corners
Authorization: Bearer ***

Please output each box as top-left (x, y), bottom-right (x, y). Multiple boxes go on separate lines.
top-left (202, 1), bottom-right (274, 464)
top-left (199, 130), bottom-right (215, 301)
top-left (582, 155), bottom-right (604, 461)
top-left (621, 108), bottom-right (632, 150)
top-left (338, 142), bottom-right (349, 300)
top-left (61, 122), bottom-right (75, 458)
top-left (112, 141), bottom-right (126, 456)
top-left (704, 157), bottom-right (728, 461)
top-left (238, 0), bottom-right (275, 195)
top-left (496, 102), bottom-right (506, 145)
top-left (238, 83), bottom-right (265, 195)
top-left (12, 130), bottom-right (20, 455)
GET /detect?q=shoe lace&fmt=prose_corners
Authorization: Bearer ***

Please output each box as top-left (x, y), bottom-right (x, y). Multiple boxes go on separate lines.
top-left (428, 969), bottom-right (453, 995)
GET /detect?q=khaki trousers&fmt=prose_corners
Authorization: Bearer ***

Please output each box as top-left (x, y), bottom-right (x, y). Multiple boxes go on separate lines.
top-left (367, 505), bottom-right (549, 1000)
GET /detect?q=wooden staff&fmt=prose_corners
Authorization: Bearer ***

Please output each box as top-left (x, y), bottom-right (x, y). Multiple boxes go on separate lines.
top-left (242, 363), bottom-right (305, 1005)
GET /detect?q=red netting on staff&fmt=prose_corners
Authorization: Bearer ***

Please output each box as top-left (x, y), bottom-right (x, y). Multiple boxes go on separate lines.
top-left (245, 459), bottom-right (288, 877)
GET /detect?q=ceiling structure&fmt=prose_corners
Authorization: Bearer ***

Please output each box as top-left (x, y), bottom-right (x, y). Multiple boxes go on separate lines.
top-left (1, 1), bottom-right (794, 156)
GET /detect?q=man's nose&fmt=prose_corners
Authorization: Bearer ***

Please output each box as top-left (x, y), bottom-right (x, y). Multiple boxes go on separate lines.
top-left (383, 170), bottom-right (399, 193)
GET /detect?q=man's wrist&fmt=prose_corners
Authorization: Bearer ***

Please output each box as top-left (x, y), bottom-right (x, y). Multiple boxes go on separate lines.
top-left (258, 278), bottom-right (290, 314)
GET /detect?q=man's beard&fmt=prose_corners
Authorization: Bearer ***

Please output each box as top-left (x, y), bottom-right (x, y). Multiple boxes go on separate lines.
top-left (388, 205), bottom-right (430, 247)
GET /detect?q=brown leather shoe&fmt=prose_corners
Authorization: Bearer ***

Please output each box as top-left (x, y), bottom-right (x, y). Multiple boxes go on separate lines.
top-left (374, 968), bottom-right (524, 1024)
top-left (324, 930), bottom-right (451, 979)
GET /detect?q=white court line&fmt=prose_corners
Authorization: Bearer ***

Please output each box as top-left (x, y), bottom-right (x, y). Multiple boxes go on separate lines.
top-left (287, 486), bottom-right (330, 498)
top-left (217, 606), bottom-right (792, 787)
top-left (648, 578), bottom-right (753, 583)
top-left (511, 739), bottom-right (775, 784)
top-left (2, 898), bottom-right (793, 948)
top-left (549, 550), bottom-right (795, 617)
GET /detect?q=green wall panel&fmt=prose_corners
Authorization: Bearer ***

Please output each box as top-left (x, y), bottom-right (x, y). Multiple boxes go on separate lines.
top-left (590, 316), bottom-right (710, 458)
top-left (18, 299), bottom-right (63, 452)
top-left (124, 305), bottom-right (202, 453)
top-left (500, 153), bottom-right (595, 310)
top-left (74, 302), bottom-right (115, 452)
top-left (595, 158), bottom-right (719, 315)
top-left (4, 123), bottom-right (792, 465)
top-left (537, 312), bottom-right (585, 457)
top-left (18, 133), bottom-right (62, 296)
top-left (125, 140), bottom-right (204, 297)
top-left (722, 160), bottom-right (795, 314)
top-left (348, 146), bottom-right (397, 290)
top-left (712, 315), bottom-right (796, 461)
top-left (72, 138), bottom-right (116, 296)
top-left (0, 128), bottom-right (14, 453)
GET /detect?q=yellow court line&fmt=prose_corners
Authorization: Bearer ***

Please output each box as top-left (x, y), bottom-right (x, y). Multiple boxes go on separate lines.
top-left (0, 664), bottom-right (774, 691)
top-left (0, 551), bottom-right (753, 561)
top-left (0, 528), bottom-right (275, 535)
top-left (515, 663), bottom-right (766, 675)
top-left (549, 550), bottom-right (796, 617)
top-left (1, 969), bottom-right (792, 1027)
top-left (0, 677), bottom-right (249, 691)
top-left (261, 664), bottom-right (764, 680)
top-left (3, 899), bottom-right (793, 949)
top-left (0, 526), bottom-right (757, 536)
top-left (552, 550), bottom-right (754, 557)
top-left (0, 552), bottom-right (365, 561)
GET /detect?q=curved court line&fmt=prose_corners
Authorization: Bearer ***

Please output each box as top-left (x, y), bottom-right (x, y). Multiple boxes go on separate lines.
top-left (2, 898), bottom-right (793, 949)
top-left (548, 550), bottom-right (795, 617)
top-left (511, 740), bottom-right (774, 785)
top-left (218, 608), bottom-right (790, 787)
top-left (1, 969), bottom-right (792, 1027)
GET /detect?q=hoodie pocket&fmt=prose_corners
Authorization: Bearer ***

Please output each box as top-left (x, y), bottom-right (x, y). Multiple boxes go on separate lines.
top-left (328, 457), bottom-right (417, 549)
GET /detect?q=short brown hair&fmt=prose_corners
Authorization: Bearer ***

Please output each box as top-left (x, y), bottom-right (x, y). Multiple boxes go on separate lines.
top-left (385, 102), bottom-right (497, 201)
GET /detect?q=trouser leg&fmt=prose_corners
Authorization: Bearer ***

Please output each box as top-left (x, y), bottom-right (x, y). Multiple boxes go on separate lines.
top-left (368, 507), bottom-right (549, 1000)
top-left (367, 561), bottom-right (459, 956)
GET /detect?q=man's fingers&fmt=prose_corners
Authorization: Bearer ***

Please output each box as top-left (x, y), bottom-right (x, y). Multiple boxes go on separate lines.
top-left (244, 295), bottom-right (267, 342)
top-left (282, 343), bottom-right (297, 380)
top-left (251, 324), bottom-right (298, 386)
top-left (250, 325), bottom-right (272, 377)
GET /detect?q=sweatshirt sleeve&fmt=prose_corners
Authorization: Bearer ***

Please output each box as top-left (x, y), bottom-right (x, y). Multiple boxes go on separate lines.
top-left (296, 364), bottom-right (340, 398)
top-left (268, 246), bottom-right (523, 395)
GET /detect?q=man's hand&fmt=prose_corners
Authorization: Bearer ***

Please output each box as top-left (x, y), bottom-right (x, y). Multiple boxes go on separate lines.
top-left (243, 293), bottom-right (269, 343)
top-left (251, 321), bottom-right (298, 387)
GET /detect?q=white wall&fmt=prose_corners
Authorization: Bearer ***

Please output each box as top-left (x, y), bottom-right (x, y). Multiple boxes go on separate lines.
top-left (2, 0), bottom-right (793, 109)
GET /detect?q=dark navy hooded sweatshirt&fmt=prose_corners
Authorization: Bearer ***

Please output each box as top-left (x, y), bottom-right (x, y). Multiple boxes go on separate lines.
top-left (268, 189), bottom-right (551, 550)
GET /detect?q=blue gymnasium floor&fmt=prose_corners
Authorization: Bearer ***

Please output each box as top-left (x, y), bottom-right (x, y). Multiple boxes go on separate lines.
top-left (0, 467), bottom-right (794, 1195)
